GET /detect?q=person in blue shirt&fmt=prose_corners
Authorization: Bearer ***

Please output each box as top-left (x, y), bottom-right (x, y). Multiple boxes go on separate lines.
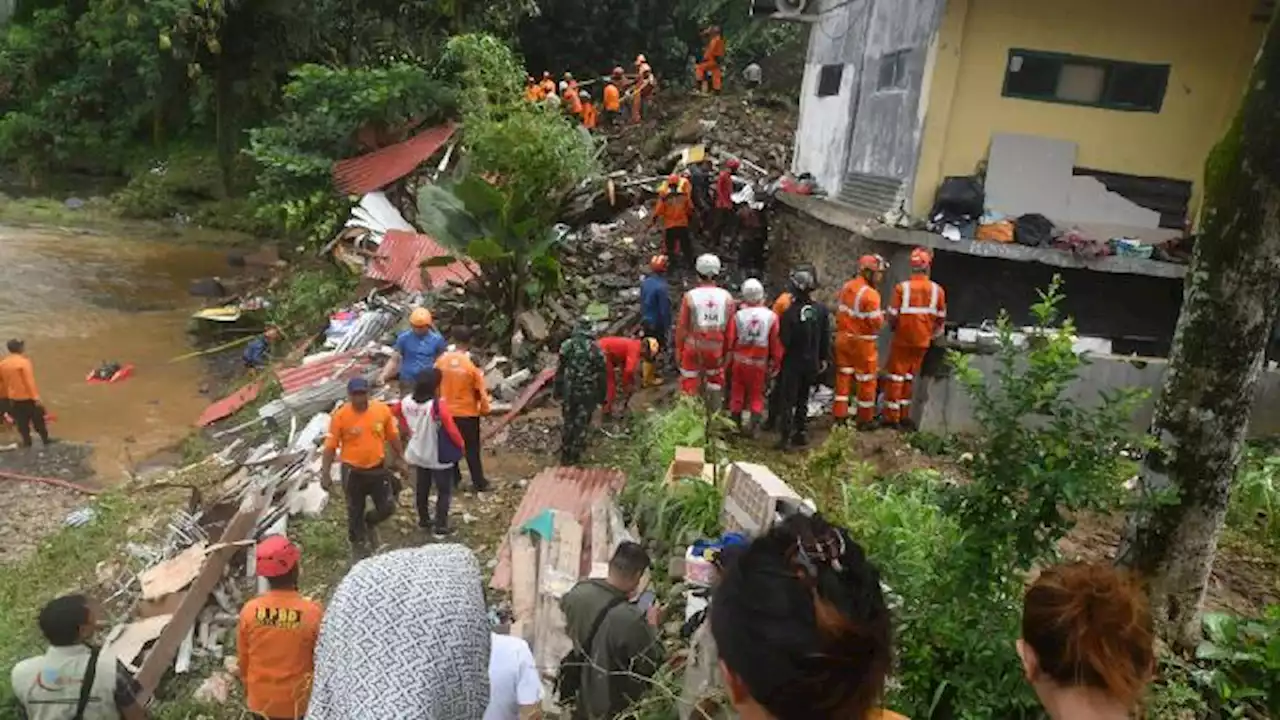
top-left (379, 307), bottom-right (447, 394)
top-left (242, 326), bottom-right (280, 370)
top-left (639, 255), bottom-right (673, 387)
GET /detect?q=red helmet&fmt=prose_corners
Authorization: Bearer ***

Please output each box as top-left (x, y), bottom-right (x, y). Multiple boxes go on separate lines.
top-left (667, 173), bottom-right (680, 186)
top-left (255, 535), bottom-right (300, 578)
top-left (909, 247), bottom-right (933, 270)
top-left (858, 254), bottom-right (888, 272)
top-left (650, 254), bottom-right (669, 272)
top-left (726, 158), bottom-right (741, 171)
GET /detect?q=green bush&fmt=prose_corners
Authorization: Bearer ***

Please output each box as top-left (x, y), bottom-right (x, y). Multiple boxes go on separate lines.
top-left (1194, 606), bottom-right (1280, 717)
top-left (267, 266), bottom-right (359, 334)
top-left (1227, 447), bottom-right (1280, 550)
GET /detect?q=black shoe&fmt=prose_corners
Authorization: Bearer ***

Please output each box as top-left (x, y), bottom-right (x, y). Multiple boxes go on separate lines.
top-left (433, 527), bottom-right (454, 540)
top-left (856, 420), bottom-right (881, 432)
top-left (41, 437), bottom-right (57, 446)
top-left (899, 418), bottom-right (918, 432)
top-left (792, 433), bottom-right (809, 448)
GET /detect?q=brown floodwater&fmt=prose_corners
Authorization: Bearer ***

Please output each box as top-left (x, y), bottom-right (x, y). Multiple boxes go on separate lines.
top-left (0, 225), bottom-right (238, 481)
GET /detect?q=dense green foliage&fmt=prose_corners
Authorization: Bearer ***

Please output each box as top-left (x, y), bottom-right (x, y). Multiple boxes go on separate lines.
top-left (1228, 445), bottom-right (1280, 550)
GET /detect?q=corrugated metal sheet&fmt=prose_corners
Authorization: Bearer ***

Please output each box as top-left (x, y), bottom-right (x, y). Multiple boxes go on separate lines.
top-left (366, 229), bottom-right (480, 293)
top-left (491, 466), bottom-right (627, 591)
top-left (196, 379), bottom-right (265, 427)
top-left (277, 352), bottom-right (376, 394)
top-left (332, 124), bottom-right (457, 195)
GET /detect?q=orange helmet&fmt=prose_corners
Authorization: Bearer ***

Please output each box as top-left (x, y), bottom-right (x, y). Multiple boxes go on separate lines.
top-left (909, 247), bottom-right (933, 270)
top-left (410, 307), bottom-right (433, 328)
top-left (858, 254), bottom-right (888, 272)
top-left (650, 254), bottom-right (669, 272)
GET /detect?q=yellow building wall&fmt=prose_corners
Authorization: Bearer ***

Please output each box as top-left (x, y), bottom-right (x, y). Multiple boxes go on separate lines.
top-left (911, 0), bottom-right (1265, 219)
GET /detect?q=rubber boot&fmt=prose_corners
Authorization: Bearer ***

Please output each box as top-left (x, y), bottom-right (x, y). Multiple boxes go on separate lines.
top-left (642, 360), bottom-right (663, 388)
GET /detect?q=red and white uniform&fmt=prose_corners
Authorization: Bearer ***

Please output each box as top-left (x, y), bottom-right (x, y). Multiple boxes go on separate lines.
top-left (675, 284), bottom-right (735, 395)
top-left (884, 275), bottom-right (947, 424)
top-left (726, 303), bottom-right (782, 415)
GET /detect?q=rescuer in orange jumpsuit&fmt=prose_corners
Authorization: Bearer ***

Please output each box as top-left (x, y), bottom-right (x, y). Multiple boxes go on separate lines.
top-left (884, 247), bottom-right (947, 429)
top-left (524, 75), bottom-right (543, 102)
top-left (647, 175), bottom-right (695, 270)
top-left (579, 90), bottom-right (598, 130)
top-left (598, 336), bottom-right (659, 416)
top-left (632, 56), bottom-right (656, 123)
top-left (675, 253), bottom-right (735, 402)
top-left (834, 254), bottom-right (888, 427)
top-left (726, 278), bottom-right (782, 432)
top-left (696, 26), bottom-right (726, 93)
top-left (603, 67), bottom-right (624, 125)
top-left (539, 72), bottom-right (557, 98)
top-left (562, 74), bottom-right (583, 116)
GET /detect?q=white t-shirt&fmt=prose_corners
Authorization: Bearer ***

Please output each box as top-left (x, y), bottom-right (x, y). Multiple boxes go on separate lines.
top-left (484, 633), bottom-right (542, 720)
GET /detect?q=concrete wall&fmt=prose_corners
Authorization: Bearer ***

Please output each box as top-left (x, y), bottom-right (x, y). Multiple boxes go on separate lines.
top-left (911, 0), bottom-right (1266, 216)
top-left (845, 0), bottom-right (947, 188)
top-left (916, 352), bottom-right (1280, 439)
top-left (793, 0), bottom-right (869, 196)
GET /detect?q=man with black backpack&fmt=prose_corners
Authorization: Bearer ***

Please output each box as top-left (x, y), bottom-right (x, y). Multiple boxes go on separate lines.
top-left (10, 594), bottom-right (149, 719)
top-left (558, 543), bottom-right (663, 719)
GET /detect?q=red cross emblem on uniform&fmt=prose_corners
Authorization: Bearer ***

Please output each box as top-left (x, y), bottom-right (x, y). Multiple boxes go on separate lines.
top-left (703, 297), bottom-right (717, 310)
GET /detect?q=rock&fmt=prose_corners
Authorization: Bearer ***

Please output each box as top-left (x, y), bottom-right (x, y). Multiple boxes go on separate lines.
top-left (193, 672), bottom-right (233, 704)
top-left (671, 117), bottom-right (703, 143)
top-left (188, 277), bottom-right (227, 298)
top-left (483, 369), bottom-right (506, 391)
top-left (517, 310), bottom-right (549, 343)
top-left (64, 197), bottom-right (85, 210)
top-left (585, 302), bottom-right (610, 321)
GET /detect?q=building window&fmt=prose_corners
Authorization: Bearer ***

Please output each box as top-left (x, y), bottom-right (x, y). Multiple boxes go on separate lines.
top-left (817, 64), bottom-right (843, 97)
top-left (877, 50), bottom-right (910, 91)
top-left (1003, 49), bottom-right (1169, 112)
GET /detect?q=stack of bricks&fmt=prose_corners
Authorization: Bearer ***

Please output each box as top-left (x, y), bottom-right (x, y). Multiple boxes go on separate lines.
top-left (721, 461), bottom-right (801, 535)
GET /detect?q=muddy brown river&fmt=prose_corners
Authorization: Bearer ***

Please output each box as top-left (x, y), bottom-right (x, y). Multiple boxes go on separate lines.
top-left (0, 225), bottom-right (238, 480)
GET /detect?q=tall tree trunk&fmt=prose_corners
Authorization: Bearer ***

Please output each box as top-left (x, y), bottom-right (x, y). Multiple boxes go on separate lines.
top-left (1117, 14), bottom-right (1280, 650)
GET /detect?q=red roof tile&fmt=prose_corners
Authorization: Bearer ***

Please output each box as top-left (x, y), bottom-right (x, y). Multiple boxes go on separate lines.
top-left (491, 466), bottom-right (628, 590)
top-left (196, 379), bottom-right (265, 427)
top-left (366, 229), bottom-right (480, 293)
top-left (332, 123), bottom-right (457, 195)
top-left (276, 351), bottom-right (379, 394)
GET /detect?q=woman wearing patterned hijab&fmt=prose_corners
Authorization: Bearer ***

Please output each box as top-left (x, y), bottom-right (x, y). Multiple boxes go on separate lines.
top-left (307, 545), bottom-right (491, 719)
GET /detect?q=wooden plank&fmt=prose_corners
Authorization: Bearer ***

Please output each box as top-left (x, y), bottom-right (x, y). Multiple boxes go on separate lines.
top-left (509, 532), bottom-right (539, 644)
top-left (533, 512), bottom-right (583, 714)
top-left (135, 505), bottom-right (260, 703)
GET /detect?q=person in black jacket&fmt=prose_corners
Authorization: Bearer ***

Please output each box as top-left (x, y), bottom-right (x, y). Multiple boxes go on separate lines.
top-left (775, 267), bottom-right (829, 450)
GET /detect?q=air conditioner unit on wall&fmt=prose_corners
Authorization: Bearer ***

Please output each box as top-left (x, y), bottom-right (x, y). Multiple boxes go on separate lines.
top-left (751, 0), bottom-right (821, 23)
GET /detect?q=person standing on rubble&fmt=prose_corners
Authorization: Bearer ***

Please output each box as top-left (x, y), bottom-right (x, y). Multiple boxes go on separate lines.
top-left (695, 26), bottom-right (726, 94)
top-left (11, 594), bottom-right (149, 720)
top-left (774, 266), bottom-right (829, 450)
top-left (675, 254), bottom-right (735, 404)
top-left (435, 327), bottom-right (491, 493)
top-left (640, 255), bottom-right (672, 387)
top-left (647, 175), bottom-right (695, 270)
top-left (884, 247), bottom-right (946, 430)
top-left (632, 57), bottom-right (656, 123)
top-left (555, 318), bottom-right (606, 465)
top-left (380, 308), bottom-right (447, 396)
top-left (540, 71), bottom-right (557, 97)
top-left (833, 255), bottom-right (888, 429)
top-left (689, 158), bottom-right (714, 231)
top-left (560, 542), bottom-right (664, 720)
top-left (237, 535), bottom-right (323, 720)
top-left (711, 159), bottom-right (739, 249)
top-left (321, 378), bottom-right (405, 559)
top-left (0, 338), bottom-right (52, 448)
top-left (598, 336), bottom-right (658, 417)
top-left (761, 272), bottom-right (802, 432)
top-left (603, 68), bottom-right (624, 126)
top-left (400, 367), bottom-right (466, 538)
top-left (726, 279), bottom-right (781, 434)
top-left (562, 73), bottom-right (583, 117)
top-left (579, 90), bottom-right (598, 131)
top-left (524, 76), bottom-right (543, 102)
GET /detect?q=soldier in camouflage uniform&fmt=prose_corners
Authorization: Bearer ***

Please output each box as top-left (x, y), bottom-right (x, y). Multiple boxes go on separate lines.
top-left (555, 318), bottom-right (607, 465)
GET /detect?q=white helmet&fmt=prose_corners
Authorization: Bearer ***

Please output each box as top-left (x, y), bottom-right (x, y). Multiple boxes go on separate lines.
top-left (741, 278), bottom-right (764, 303)
top-left (695, 253), bottom-right (722, 278)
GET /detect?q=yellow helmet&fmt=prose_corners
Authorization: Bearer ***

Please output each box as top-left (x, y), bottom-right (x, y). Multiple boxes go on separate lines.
top-left (643, 337), bottom-right (659, 357)
top-left (409, 308), bottom-right (433, 328)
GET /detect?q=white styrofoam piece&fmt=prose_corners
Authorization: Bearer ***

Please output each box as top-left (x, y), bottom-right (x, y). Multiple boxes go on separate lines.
top-left (1064, 176), bottom-right (1161, 228)
top-left (345, 192), bottom-right (414, 234)
top-left (291, 412), bottom-right (331, 452)
top-left (985, 133), bottom-right (1077, 219)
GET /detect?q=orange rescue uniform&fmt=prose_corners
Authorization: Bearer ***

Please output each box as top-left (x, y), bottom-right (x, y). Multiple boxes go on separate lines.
top-left (696, 33), bottom-right (726, 91)
top-left (324, 401), bottom-right (398, 469)
top-left (0, 354), bottom-right (39, 401)
top-left (563, 86), bottom-right (583, 115)
top-left (726, 303), bottom-right (782, 415)
top-left (603, 82), bottom-right (622, 112)
top-left (581, 101), bottom-right (598, 130)
top-left (540, 78), bottom-right (557, 96)
top-left (772, 292), bottom-right (793, 318)
top-left (525, 83), bottom-right (544, 102)
top-left (237, 589), bottom-right (323, 719)
top-left (675, 284), bottom-right (735, 396)
top-left (833, 276), bottom-right (884, 423)
top-left (598, 336), bottom-right (643, 411)
top-left (884, 275), bottom-right (947, 424)
top-left (435, 350), bottom-right (491, 418)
